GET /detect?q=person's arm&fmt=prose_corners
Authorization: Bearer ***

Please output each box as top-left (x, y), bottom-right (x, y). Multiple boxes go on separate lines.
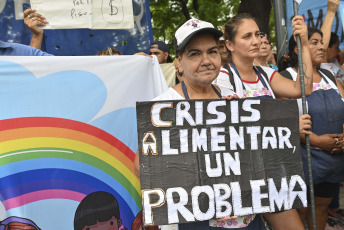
top-left (271, 16), bottom-right (313, 98)
top-left (300, 132), bottom-right (341, 153)
top-left (321, 0), bottom-right (340, 57)
top-left (23, 9), bottom-right (47, 50)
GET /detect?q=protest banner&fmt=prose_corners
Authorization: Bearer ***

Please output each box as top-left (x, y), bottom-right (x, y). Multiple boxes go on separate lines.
top-left (30, 0), bottom-right (134, 29)
top-left (0, 56), bottom-right (167, 229)
top-left (137, 99), bottom-right (307, 226)
top-left (286, 0), bottom-right (344, 49)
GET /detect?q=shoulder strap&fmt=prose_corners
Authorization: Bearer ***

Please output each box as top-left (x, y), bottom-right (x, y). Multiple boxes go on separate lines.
top-left (254, 65), bottom-right (270, 83)
top-left (223, 64), bottom-right (236, 92)
top-left (279, 70), bottom-right (293, 80)
top-left (318, 68), bottom-right (337, 85)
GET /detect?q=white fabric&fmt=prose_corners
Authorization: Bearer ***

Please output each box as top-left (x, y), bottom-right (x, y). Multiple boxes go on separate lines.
top-left (153, 86), bottom-right (235, 101)
top-left (320, 59), bottom-right (341, 76)
top-left (213, 67), bottom-right (235, 91)
top-left (215, 65), bottom-right (277, 98)
top-left (175, 19), bottom-right (218, 48)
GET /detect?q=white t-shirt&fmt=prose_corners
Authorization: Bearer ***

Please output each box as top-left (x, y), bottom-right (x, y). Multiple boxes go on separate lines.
top-left (215, 65), bottom-right (277, 98)
top-left (153, 85), bottom-right (235, 101)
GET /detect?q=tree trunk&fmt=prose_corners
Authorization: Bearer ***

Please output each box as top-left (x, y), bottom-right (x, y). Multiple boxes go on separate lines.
top-left (238, 0), bottom-right (271, 35)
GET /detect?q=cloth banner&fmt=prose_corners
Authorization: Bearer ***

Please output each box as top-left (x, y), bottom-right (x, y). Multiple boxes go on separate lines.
top-left (0, 56), bottom-right (168, 230)
top-left (137, 99), bottom-right (307, 226)
top-left (286, 0), bottom-right (344, 49)
top-left (0, 0), bottom-right (153, 55)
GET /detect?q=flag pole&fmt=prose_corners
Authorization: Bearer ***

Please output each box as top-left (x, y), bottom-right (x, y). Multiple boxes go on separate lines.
top-left (293, 1), bottom-right (317, 229)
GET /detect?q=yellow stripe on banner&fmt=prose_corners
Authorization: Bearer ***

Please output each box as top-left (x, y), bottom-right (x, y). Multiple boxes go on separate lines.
top-left (0, 137), bottom-right (140, 193)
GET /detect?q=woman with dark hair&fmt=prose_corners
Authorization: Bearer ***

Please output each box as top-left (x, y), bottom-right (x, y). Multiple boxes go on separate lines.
top-left (214, 13), bottom-right (313, 230)
top-left (254, 32), bottom-right (278, 71)
top-left (279, 27), bottom-right (344, 230)
top-left (74, 191), bottom-right (126, 230)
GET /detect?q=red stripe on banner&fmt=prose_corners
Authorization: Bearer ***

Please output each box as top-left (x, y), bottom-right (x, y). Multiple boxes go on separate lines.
top-left (0, 117), bottom-right (135, 161)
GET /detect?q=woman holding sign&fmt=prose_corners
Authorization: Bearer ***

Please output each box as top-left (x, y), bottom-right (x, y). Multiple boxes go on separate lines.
top-left (214, 13), bottom-right (313, 230)
top-left (279, 27), bottom-right (344, 230)
top-left (135, 19), bottom-right (266, 229)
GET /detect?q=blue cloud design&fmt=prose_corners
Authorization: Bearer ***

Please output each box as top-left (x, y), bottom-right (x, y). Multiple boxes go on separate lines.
top-left (0, 61), bottom-right (107, 122)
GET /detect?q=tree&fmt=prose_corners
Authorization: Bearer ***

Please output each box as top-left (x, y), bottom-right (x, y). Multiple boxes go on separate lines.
top-left (237, 0), bottom-right (272, 35)
top-left (149, 0), bottom-right (274, 55)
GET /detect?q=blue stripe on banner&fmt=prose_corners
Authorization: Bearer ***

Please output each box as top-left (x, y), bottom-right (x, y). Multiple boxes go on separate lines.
top-left (0, 159), bottom-right (140, 214)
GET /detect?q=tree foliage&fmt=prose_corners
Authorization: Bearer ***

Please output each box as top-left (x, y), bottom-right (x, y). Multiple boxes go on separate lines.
top-left (149, 0), bottom-right (274, 55)
top-left (149, 0), bottom-right (240, 54)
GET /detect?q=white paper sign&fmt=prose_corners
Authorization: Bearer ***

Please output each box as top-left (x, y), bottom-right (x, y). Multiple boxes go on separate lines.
top-left (30, 0), bottom-right (134, 29)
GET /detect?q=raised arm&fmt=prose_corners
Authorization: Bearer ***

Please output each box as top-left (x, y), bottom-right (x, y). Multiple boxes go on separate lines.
top-left (321, 0), bottom-right (340, 54)
top-left (271, 16), bottom-right (313, 98)
top-left (24, 9), bottom-right (47, 50)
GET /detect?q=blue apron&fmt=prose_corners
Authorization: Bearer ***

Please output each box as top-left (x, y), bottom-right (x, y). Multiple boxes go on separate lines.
top-left (230, 62), bottom-right (273, 99)
top-left (301, 70), bottom-right (344, 184)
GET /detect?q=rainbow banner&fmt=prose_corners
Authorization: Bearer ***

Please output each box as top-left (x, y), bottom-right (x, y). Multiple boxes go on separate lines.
top-left (0, 56), bottom-right (168, 230)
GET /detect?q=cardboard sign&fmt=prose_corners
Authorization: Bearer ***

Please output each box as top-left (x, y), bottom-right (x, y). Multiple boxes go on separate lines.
top-left (137, 99), bottom-right (307, 226)
top-left (30, 0), bottom-right (134, 29)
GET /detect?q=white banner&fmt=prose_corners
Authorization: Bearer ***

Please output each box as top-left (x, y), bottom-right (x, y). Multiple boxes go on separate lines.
top-left (30, 0), bottom-right (134, 29)
top-left (0, 55), bottom-right (167, 230)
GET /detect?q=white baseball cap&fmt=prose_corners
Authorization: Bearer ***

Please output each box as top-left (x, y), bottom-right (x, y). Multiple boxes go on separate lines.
top-left (174, 18), bottom-right (223, 53)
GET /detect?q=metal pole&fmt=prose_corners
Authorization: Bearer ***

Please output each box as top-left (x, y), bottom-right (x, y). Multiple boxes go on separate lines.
top-left (293, 1), bottom-right (317, 230)
top-left (272, 0), bottom-right (288, 62)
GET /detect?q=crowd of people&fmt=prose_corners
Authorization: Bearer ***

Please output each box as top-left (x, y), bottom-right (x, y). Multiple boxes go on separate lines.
top-left (1, 0), bottom-right (344, 229)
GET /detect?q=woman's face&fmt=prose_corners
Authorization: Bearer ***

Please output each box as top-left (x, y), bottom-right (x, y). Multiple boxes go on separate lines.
top-left (308, 32), bottom-right (325, 65)
top-left (259, 37), bottom-right (271, 58)
top-left (178, 33), bottom-right (221, 86)
top-left (226, 19), bottom-right (261, 60)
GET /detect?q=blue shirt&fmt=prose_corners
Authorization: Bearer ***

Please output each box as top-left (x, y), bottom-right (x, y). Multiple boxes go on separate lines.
top-left (0, 40), bottom-right (53, 56)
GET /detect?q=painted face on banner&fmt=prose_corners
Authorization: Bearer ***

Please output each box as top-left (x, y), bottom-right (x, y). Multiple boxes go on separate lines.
top-left (178, 33), bottom-right (221, 87)
top-left (227, 19), bottom-right (261, 60)
top-left (308, 32), bottom-right (325, 65)
top-left (82, 216), bottom-right (120, 230)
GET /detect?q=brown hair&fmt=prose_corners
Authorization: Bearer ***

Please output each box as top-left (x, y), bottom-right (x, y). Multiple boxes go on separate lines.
top-left (97, 47), bottom-right (122, 56)
top-left (223, 13), bottom-right (259, 43)
top-left (5, 222), bottom-right (37, 230)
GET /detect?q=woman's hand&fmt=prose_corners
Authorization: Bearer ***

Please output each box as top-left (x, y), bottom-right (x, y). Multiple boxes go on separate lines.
top-left (292, 15), bottom-right (308, 46)
top-left (24, 9), bottom-right (47, 36)
top-left (314, 133), bottom-right (341, 153)
top-left (222, 94), bottom-right (243, 100)
top-left (329, 133), bottom-right (344, 154)
top-left (327, 0), bottom-right (340, 14)
top-left (299, 114), bottom-right (312, 135)
top-left (216, 216), bottom-right (238, 222)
